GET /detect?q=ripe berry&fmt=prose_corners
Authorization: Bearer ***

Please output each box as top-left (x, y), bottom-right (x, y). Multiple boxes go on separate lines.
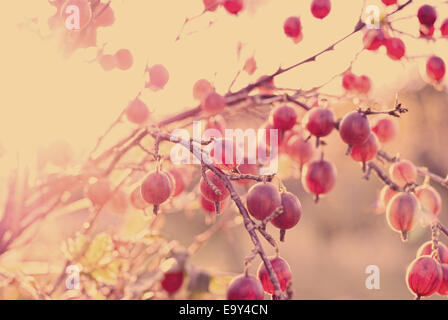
top-left (415, 185), bottom-right (441, 216)
top-left (389, 159), bottom-right (417, 187)
top-left (417, 241), bottom-right (448, 264)
top-left (147, 64), bottom-right (169, 91)
top-left (257, 75), bottom-right (275, 93)
top-left (226, 274), bottom-right (264, 300)
top-left (441, 19), bottom-right (448, 37)
top-left (223, 0), bottom-right (243, 15)
top-left (302, 159), bottom-right (337, 200)
top-left (246, 183), bottom-right (282, 220)
top-left (363, 29), bottom-right (386, 51)
top-left (141, 171), bottom-right (172, 205)
top-left (406, 256), bottom-right (442, 299)
top-left (302, 107), bottom-right (335, 138)
top-left (161, 271), bottom-right (184, 294)
top-left (271, 192), bottom-right (302, 230)
top-left (200, 170), bottom-right (229, 202)
top-left (130, 186), bottom-right (149, 210)
top-left (257, 257), bottom-right (292, 295)
top-left (426, 56), bottom-right (446, 82)
top-left (93, 2), bottom-right (115, 27)
top-left (98, 54), bottom-right (116, 71)
top-left (381, 0), bottom-right (397, 5)
top-left (339, 111), bottom-right (371, 146)
top-left (60, 0), bottom-right (92, 30)
top-left (386, 192), bottom-right (419, 241)
top-left (355, 75), bottom-right (372, 94)
top-left (386, 37), bottom-right (406, 60)
top-left (285, 134), bottom-right (314, 167)
top-left (203, 0), bottom-right (220, 12)
top-left (200, 196), bottom-right (228, 214)
top-left (86, 178), bottom-right (112, 206)
top-left (372, 116), bottom-right (398, 143)
top-left (379, 185), bottom-right (398, 209)
top-left (193, 79), bottom-right (214, 102)
top-left (243, 56), bottom-right (257, 75)
top-left (167, 168), bottom-right (186, 197)
top-left (420, 24), bottom-right (435, 37)
top-left (270, 105), bottom-right (297, 131)
top-left (417, 5), bottom-right (437, 26)
top-left (126, 98), bottom-right (150, 124)
top-left (202, 92), bottom-right (227, 114)
top-left (350, 133), bottom-right (380, 164)
top-left (283, 17), bottom-right (302, 39)
top-left (310, 0), bottom-right (331, 19)
top-left (209, 138), bottom-right (240, 170)
top-left (342, 72), bottom-right (357, 91)
top-left (438, 264), bottom-right (448, 295)
top-left (114, 49), bottom-right (133, 70)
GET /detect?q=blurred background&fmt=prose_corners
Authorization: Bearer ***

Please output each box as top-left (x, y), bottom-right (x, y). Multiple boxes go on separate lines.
top-left (0, 0), bottom-right (448, 299)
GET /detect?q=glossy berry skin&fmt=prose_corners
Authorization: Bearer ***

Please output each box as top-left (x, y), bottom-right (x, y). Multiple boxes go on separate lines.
top-left (363, 29), bottom-right (386, 51)
top-left (193, 79), bottom-right (214, 102)
top-left (126, 98), bottom-right (150, 124)
top-left (283, 17), bottom-right (302, 38)
top-left (86, 179), bottom-right (112, 206)
top-left (415, 185), bottom-right (442, 216)
top-left (310, 0), bottom-right (331, 19)
top-left (203, 92), bottom-right (226, 114)
top-left (441, 19), bottom-right (448, 37)
top-left (200, 170), bottom-right (229, 202)
top-left (386, 37), bottom-right (405, 60)
top-left (417, 241), bottom-right (448, 264)
top-left (257, 257), bottom-right (292, 295)
top-left (141, 171), bottom-right (172, 205)
top-left (381, 0), bottom-right (397, 5)
top-left (379, 185), bottom-right (398, 209)
top-left (389, 159), bottom-right (417, 187)
top-left (243, 56), bottom-right (257, 75)
top-left (426, 56), bottom-right (446, 82)
top-left (209, 138), bottom-right (240, 170)
top-left (270, 105), bottom-right (297, 131)
top-left (386, 192), bottom-right (419, 240)
top-left (114, 49), bottom-right (133, 70)
top-left (417, 5), bottom-right (437, 26)
top-left (302, 159), bottom-right (337, 196)
top-left (350, 133), bottom-right (380, 163)
top-left (339, 112), bottom-right (371, 146)
top-left (246, 183), bottom-right (281, 220)
top-left (438, 264), bottom-right (448, 295)
top-left (285, 135), bottom-right (314, 167)
top-left (223, 0), bottom-right (243, 15)
top-left (226, 274), bottom-right (264, 300)
top-left (271, 192), bottom-right (302, 230)
top-left (406, 256), bottom-right (442, 298)
top-left (161, 271), bottom-right (184, 294)
top-left (302, 107), bottom-right (335, 138)
top-left (372, 117), bottom-right (397, 143)
top-left (130, 186), bottom-right (149, 210)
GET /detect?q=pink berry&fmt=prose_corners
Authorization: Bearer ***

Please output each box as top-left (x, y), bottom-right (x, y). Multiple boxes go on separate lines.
top-left (226, 274), bottom-right (264, 300)
top-left (246, 183), bottom-right (282, 220)
top-left (389, 159), bottom-right (417, 187)
top-left (417, 241), bottom-right (448, 264)
top-left (355, 75), bottom-right (372, 94)
top-left (339, 111), bottom-right (371, 146)
top-left (363, 29), bottom-right (386, 51)
top-left (386, 192), bottom-right (419, 240)
top-left (426, 56), bottom-right (446, 82)
top-left (223, 0), bottom-right (243, 15)
top-left (417, 5), bottom-right (437, 26)
top-left (243, 56), bottom-right (257, 75)
top-left (202, 92), bottom-right (226, 114)
top-left (285, 134), bottom-right (314, 167)
top-left (342, 72), bottom-right (357, 91)
top-left (350, 133), bottom-right (380, 164)
top-left (193, 79), bottom-right (214, 102)
top-left (141, 171), bottom-right (172, 205)
top-left (86, 178), bottom-right (112, 206)
top-left (270, 105), bottom-right (297, 131)
top-left (379, 185), bottom-right (398, 209)
top-left (283, 17), bottom-right (302, 38)
top-left (310, 0), bottom-right (331, 19)
top-left (386, 37), bottom-right (406, 60)
top-left (200, 170), bottom-right (229, 202)
top-left (438, 264), bottom-right (448, 296)
top-left (203, 0), bottom-right (220, 12)
top-left (271, 192), bottom-right (302, 230)
top-left (257, 257), bottom-right (292, 295)
top-left (441, 19), bottom-right (448, 37)
top-left (99, 54), bottom-right (116, 71)
top-left (415, 185), bottom-right (442, 216)
top-left (406, 256), bottom-right (442, 298)
top-left (372, 117), bottom-right (398, 143)
top-left (302, 107), bottom-right (335, 138)
top-left (114, 49), bottom-right (133, 70)
top-left (147, 64), bottom-right (169, 90)
top-left (381, 0), bottom-right (397, 5)
top-left (302, 159), bottom-right (337, 197)
top-left (126, 98), bottom-right (150, 124)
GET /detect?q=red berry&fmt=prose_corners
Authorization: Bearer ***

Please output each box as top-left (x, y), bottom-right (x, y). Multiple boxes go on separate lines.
top-left (270, 105), bottom-right (297, 131)
top-left (86, 178), bottom-right (112, 206)
top-left (257, 75), bottom-right (275, 93)
top-left (257, 257), bottom-right (292, 295)
top-left (381, 0), bottom-right (397, 5)
top-left (161, 271), bottom-right (184, 294)
top-left (386, 192), bottom-right (419, 240)
top-left (385, 37), bottom-right (405, 60)
top-left (147, 64), bottom-right (169, 91)
top-left (342, 72), bottom-right (357, 91)
top-left (271, 192), bottom-right (302, 230)
top-left (438, 264), bottom-right (448, 295)
top-left (379, 185), bottom-right (398, 209)
top-left (203, 0), bottom-right (220, 12)
top-left (420, 24), bottom-right (435, 37)
top-left (389, 159), bottom-right (417, 187)
top-left (417, 5), bottom-right (437, 26)
top-left (310, 0), bottom-right (331, 19)
top-left (406, 256), bottom-right (442, 298)
top-left (415, 185), bottom-right (442, 216)
top-left (302, 159), bottom-right (337, 197)
top-left (426, 56), bottom-right (446, 82)
top-left (114, 49), bottom-right (133, 70)
top-left (167, 168), bottom-right (186, 197)
top-left (246, 183), bottom-right (282, 220)
top-left (339, 111), bottom-right (371, 146)
top-left (363, 29), bottom-right (386, 51)
top-left (202, 92), bottom-right (226, 114)
top-left (200, 170), bottom-right (229, 202)
top-left (417, 241), bottom-right (448, 264)
top-left (60, 0), bottom-right (92, 30)
top-left (372, 116), bottom-right (398, 143)
top-left (223, 0), bottom-right (243, 15)
top-left (209, 138), bottom-right (240, 171)
top-left (441, 19), bottom-right (448, 37)
top-left (193, 79), bottom-right (214, 102)
top-left (355, 75), bottom-right (372, 94)
top-left (226, 274), bottom-right (264, 300)
top-left (141, 171), bottom-right (172, 205)
top-left (130, 186), bottom-right (149, 210)
top-left (283, 17), bottom-right (302, 38)
top-left (285, 134), bottom-right (314, 167)
top-left (98, 54), bottom-right (116, 71)
top-left (126, 98), bottom-right (150, 124)
top-left (200, 196), bottom-right (228, 214)
top-left (350, 133), bottom-right (380, 164)
top-left (93, 2), bottom-right (115, 27)
top-left (302, 107), bottom-right (335, 138)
